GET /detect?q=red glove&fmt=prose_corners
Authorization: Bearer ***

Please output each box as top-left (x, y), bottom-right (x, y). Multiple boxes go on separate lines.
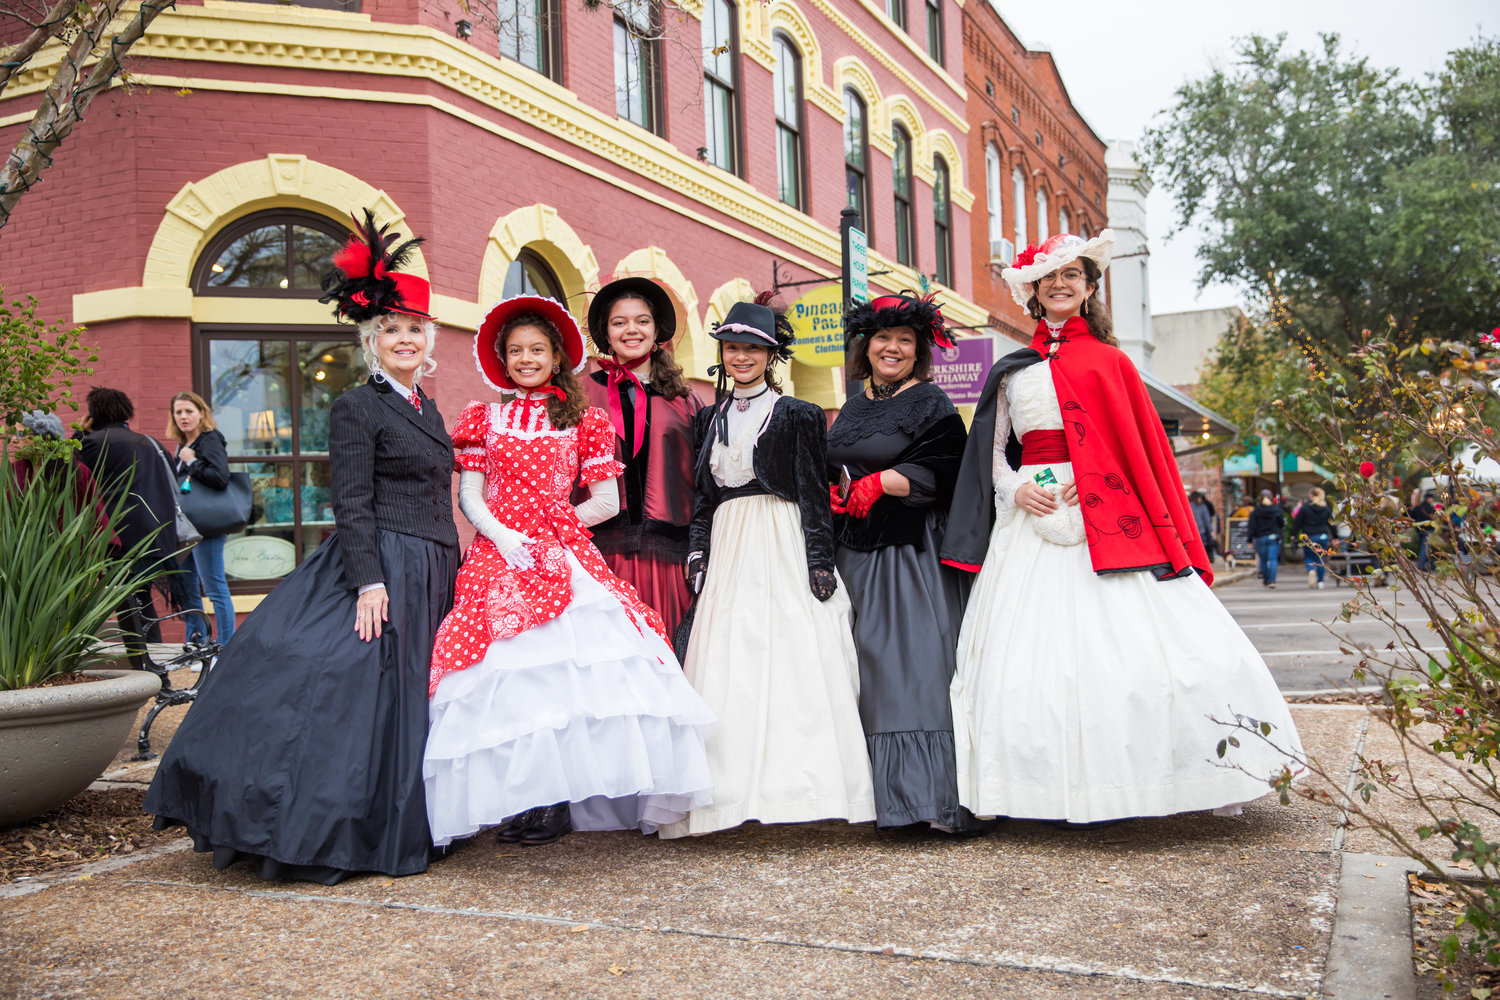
top-left (829, 483), bottom-right (848, 515)
top-left (844, 473), bottom-right (886, 519)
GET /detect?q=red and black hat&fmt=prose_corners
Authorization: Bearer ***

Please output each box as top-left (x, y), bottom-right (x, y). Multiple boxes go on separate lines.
top-left (319, 208), bottom-right (432, 323)
top-left (474, 295), bottom-right (587, 392)
top-left (843, 290), bottom-right (952, 350)
top-left (586, 277), bottom-right (677, 355)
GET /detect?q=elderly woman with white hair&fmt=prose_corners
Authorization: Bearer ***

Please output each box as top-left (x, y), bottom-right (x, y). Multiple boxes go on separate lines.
top-left (146, 211), bottom-right (461, 884)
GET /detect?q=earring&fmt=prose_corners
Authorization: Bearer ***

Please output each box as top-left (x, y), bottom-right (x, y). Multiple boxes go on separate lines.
top-left (552, 364), bottom-right (561, 374)
top-left (1081, 297), bottom-right (1090, 316)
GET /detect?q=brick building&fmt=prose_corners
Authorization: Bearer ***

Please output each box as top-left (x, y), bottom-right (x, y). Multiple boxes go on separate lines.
top-left (1, 0), bottom-right (987, 598)
top-left (961, 2), bottom-right (1108, 345)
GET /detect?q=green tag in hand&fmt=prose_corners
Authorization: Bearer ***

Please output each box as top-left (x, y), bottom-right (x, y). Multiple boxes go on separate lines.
top-left (1033, 467), bottom-right (1058, 487)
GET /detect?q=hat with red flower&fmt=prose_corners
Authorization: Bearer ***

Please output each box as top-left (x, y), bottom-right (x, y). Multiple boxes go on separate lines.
top-left (1001, 230), bottom-right (1116, 307)
top-left (474, 295), bottom-right (587, 392)
top-left (319, 208), bottom-right (432, 323)
top-left (844, 289), bottom-right (954, 350)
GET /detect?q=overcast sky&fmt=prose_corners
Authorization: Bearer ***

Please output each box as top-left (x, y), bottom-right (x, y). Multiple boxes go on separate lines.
top-left (993, 0), bottom-right (1494, 317)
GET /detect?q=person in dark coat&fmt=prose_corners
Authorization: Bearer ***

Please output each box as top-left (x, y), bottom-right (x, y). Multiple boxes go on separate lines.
top-left (167, 391), bottom-right (236, 646)
top-left (145, 210), bottom-right (461, 884)
top-left (76, 387), bottom-right (180, 670)
top-left (1291, 487), bottom-right (1334, 588)
top-left (1247, 489), bottom-right (1285, 588)
top-left (827, 292), bottom-right (972, 832)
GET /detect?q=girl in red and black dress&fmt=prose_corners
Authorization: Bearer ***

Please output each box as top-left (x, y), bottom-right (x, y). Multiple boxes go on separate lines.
top-left (578, 278), bottom-right (704, 640)
top-left (423, 296), bottom-right (713, 847)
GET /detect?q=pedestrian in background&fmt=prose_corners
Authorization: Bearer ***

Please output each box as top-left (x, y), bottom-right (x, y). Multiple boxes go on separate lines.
top-left (167, 391), bottom-right (236, 647)
top-left (1248, 489), bottom-right (1284, 588)
top-left (1189, 490), bottom-right (1219, 563)
top-left (828, 292), bottom-right (971, 833)
top-left (76, 387), bottom-right (180, 670)
top-left (1409, 489), bottom-right (1437, 571)
top-left (578, 277), bottom-right (704, 641)
top-left (1292, 486), bottom-right (1333, 589)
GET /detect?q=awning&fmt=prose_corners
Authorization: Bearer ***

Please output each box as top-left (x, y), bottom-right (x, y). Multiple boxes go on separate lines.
top-left (1140, 371), bottom-right (1237, 455)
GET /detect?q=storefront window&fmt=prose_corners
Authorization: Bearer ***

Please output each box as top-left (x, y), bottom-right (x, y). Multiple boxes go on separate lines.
top-left (194, 211), bottom-right (359, 588)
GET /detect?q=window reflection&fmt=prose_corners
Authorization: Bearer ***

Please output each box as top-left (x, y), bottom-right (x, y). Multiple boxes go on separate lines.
top-left (205, 226), bottom-right (286, 289)
top-left (210, 340), bottom-right (292, 455)
top-left (221, 461), bottom-right (297, 581)
top-left (502, 251), bottom-right (563, 299)
top-left (299, 341), bottom-right (362, 453)
top-left (292, 227), bottom-right (343, 289)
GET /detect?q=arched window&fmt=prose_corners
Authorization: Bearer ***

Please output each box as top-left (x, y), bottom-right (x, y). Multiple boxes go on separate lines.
top-left (1079, 221), bottom-right (1090, 240)
top-left (503, 248), bottom-right (562, 299)
top-left (892, 124), bottom-right (914, 266)
top-left (1011, 165), bottom-right (1027, 249)
top-left (192, 210), bottom-right (363, 587)
top-left (932, 156), bottom-right (952, 286)
top-left (1058, 206), bottom-right (1070, 237)
top-left (614, 0), bottom-right (660, 133)
top-left (984, 142), bottom-right (1002, 248)
top-left (1036, 187), bottom-right (1049, 242)
top-left (843, 87), bottom-right (870, 236)
top-left (497, 0), bottom-right (561, 81)
top-left (773, 34), bottom-right (804, 210)
top-left (701, 0), bottom-right (739, 173)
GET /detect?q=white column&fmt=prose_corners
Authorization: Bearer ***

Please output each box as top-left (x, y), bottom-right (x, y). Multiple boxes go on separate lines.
top-left (1106, 140), bottom-right (1153, 372)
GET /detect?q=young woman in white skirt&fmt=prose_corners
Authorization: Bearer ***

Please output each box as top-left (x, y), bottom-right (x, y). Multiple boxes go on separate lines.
top-left (659, 298), bottom-right (875, 839)
top-left (939, 232), bottom-right (1302, 824)
top-left (424, 295), bottom-right (714, 847)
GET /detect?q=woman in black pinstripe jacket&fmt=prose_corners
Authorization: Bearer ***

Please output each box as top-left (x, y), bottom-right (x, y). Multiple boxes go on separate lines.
top-left (146, 214), bottom-right (461, 884)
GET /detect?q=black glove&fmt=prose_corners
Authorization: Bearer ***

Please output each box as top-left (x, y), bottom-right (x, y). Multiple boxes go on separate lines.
top-left (809, 567), bottom-right (837, 602)
top-left (685, 550), bottom-right (707, 596)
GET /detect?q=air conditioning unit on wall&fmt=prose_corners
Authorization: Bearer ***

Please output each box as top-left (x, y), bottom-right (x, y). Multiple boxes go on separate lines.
top-left (989, 238), bottom-right (1015, 267)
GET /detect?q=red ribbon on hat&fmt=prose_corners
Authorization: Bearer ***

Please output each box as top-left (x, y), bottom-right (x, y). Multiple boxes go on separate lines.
top-left (596, 354), bottom-right (650, 456)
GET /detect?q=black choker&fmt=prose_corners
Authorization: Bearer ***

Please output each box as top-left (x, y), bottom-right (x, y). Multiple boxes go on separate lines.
top-left (733, 384), bottom-right (771, 412)
top-left (870, 377), bottom-right (912, 400)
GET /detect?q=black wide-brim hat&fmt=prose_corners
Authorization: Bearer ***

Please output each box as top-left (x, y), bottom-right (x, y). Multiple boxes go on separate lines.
top-left (710, 300), bottom-right (794, 361)
top-left (586, 277), bottom-right (677, 354)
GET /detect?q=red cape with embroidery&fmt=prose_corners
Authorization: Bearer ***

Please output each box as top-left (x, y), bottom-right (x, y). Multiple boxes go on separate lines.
top-left (939, 316), bottom-right (1212, 585)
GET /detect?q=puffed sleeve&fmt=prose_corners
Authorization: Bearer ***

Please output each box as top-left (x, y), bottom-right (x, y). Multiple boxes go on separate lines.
top-left (577, 406), bottom-right (626, 486)
top-left (452, 401), bottom-right (490, 473)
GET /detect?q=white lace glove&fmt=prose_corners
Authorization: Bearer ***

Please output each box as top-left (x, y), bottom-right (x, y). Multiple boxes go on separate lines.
top-left (459, 470), bottom-right (534, 570)
top-left (573, 476), bottom-right (621, 527)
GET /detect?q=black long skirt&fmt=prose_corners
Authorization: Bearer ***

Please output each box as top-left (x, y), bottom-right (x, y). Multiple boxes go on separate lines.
top-left (836, 513), bottom-right (971, 829)
top-left (144, 529), bottom-right (459, 884)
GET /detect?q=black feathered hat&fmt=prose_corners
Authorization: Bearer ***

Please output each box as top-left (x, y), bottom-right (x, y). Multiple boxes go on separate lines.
top-left (319, 208), bottom-right (432, 324)
top-left (709, 292), bottom-right (794, 361)
top-left (843, 290), bottom-right (952, 350)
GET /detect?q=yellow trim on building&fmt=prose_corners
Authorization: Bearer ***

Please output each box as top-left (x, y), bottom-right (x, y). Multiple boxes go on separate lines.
top-left (608, 247), bottom-right (710, 378)
top-left (480, 203), bottom-right (601, 318)
top-left (831, 56), bottom-right (896, 156)
top-left (763, 0), bottom-right (844, 120)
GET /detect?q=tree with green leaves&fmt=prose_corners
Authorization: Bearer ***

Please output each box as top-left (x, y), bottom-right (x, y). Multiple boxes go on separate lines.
top-left (1143, 33), bottom-right (1500, 363)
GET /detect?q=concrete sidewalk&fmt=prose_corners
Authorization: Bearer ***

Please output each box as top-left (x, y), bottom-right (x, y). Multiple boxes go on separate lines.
top-left (0, 699), bottom-right (1412, 999)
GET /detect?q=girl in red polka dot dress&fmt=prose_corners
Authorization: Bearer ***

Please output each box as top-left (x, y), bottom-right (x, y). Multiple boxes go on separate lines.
top-left (424, 296), bottom-right (715, 847)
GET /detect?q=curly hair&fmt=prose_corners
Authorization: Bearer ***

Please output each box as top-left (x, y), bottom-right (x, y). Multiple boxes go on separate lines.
top-left (595, 292), bottom-right (694, 401)
top-left (1026, 258), bottom-right (1116, 345)
top-left (846, 329), bottom-right (934, 383)
top-left (500, 312), bottom-right (589, 430)
top-left (86, 387), bottom-right (134, 425)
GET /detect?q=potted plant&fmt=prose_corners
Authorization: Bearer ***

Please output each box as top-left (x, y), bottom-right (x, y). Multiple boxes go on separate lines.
top-left (0, 295), bottom-right (166, 827)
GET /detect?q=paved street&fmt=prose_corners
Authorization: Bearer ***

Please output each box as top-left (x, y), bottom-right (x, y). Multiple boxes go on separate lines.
top-left (1217, 568), bottom-right (1429, 694)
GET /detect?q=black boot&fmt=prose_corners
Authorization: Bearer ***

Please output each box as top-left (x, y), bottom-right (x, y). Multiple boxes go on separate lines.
top-left (519, 802), bottom-right (572, 846)
top-left (496, 808), bottom-right (543, 843)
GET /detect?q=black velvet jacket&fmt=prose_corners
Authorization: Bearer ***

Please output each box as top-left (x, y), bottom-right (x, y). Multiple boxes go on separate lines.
top-left (173, 428), bottom-right (230, 489)
top-left (329, 378), bottom-right (460, 590)
top-left (826, 382), bottom-right (967, 553)
top-left (688, 394), bottom-right (836, 576)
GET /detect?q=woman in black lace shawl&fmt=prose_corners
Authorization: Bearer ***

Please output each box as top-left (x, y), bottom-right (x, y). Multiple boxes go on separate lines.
top-left (829, 294), bottom-right (974, 832)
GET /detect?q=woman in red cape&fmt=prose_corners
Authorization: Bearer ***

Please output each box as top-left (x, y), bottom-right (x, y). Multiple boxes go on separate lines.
top-left (939, 231), bottom-right (1301, 824)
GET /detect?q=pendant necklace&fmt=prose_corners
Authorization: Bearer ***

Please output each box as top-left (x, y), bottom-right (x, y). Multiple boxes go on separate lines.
top-left (734, 383), bottom-right (771, 412)
top-left (870, 376), bottom-right (912, 401)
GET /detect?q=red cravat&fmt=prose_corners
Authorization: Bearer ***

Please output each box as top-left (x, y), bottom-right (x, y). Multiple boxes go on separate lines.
top-left (596, 355), bottom-right (650, 456)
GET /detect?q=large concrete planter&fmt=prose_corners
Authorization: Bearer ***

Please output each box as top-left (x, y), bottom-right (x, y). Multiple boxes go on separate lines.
top-left (0, 668), bottom-right (163, 827)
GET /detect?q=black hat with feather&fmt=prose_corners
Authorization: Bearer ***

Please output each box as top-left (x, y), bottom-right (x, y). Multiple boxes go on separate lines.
top-left (704, 290), bottom-right (795, 444)
top-left (319, 208), bottom-right (432, 323)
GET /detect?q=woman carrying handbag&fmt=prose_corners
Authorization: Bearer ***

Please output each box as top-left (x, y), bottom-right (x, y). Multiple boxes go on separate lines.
top-left (167, 391), bottom-right (240, 646)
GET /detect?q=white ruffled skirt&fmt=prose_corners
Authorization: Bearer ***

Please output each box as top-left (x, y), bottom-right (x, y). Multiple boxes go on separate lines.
top-left (951, 461), bottom-right (1303, 823)
top-left (659, 495), bottom-right (875, 839)
top-left (424, 550), bottom-right (715, 845)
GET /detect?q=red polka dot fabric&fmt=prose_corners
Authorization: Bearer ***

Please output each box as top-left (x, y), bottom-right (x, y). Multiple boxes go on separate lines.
top-left (429, 396), bottom-right (662, 695)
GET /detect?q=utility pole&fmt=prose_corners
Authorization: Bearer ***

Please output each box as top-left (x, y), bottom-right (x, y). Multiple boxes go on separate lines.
top-left (840, 206), bottom-right (866, 399)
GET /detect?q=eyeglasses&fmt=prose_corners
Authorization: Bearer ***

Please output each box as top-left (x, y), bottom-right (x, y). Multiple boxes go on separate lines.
top-left (1038, 268), bottom-right (1087, 285)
